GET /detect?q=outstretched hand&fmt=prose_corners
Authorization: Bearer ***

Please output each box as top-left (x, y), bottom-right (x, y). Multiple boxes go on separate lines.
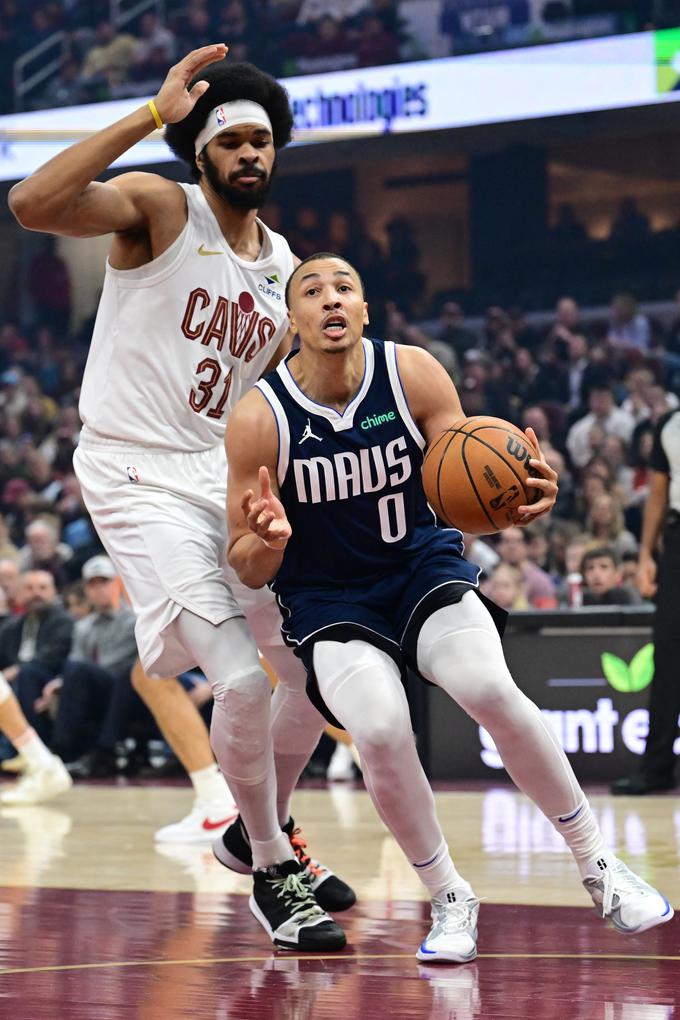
top-left (514, 427), bottom-right (559, 525)
top-left (153, 44), bottom-right (228, 125)
top-left (242, 466), bottom-right (292, 550)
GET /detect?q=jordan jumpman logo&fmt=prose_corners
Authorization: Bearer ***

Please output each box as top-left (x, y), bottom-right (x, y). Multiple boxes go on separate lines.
top-left (299, 418), bottom-right (322, 444)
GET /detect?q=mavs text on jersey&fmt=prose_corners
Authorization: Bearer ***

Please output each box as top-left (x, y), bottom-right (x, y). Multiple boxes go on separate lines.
top-left (256, 338), bottom-right (482, 666)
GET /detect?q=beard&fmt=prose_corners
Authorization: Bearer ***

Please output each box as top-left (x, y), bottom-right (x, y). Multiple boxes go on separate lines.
top-left (201, 149), bottom-right (276, 210)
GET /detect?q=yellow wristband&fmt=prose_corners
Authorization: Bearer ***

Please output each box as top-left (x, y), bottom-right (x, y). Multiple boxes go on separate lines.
top-left (147, 99), bottom-right (163, 130)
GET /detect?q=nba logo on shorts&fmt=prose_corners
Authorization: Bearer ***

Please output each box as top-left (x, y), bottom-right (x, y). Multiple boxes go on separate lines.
top-left (126, 465), bottom-right (140, 483)
top-left (215, 106), bottom-right (226, 126)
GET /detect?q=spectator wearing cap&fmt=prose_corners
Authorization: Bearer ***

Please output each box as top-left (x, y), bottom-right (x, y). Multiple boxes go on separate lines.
top-left (48, 556), bottom-right (143, 779)
top-left (0, 570), bottom-right (73, 742)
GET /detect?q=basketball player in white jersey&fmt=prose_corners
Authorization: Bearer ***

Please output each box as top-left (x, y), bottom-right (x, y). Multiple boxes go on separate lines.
top-left (8, 46), bottom-right (352, 950)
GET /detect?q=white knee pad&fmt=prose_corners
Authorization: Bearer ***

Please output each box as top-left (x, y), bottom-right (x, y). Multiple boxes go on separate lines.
top-left (313, 640), bottom-right (411, 749)
top-left (0, 671), bottom-right (12, 706)
top-left (417, 592), bottom-right (519, 720)
top-left (210, 664), bottom-right (270, 704)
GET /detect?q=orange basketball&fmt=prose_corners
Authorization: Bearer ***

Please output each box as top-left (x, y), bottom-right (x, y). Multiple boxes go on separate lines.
top-left (422, 416), bottom-right (540, 534)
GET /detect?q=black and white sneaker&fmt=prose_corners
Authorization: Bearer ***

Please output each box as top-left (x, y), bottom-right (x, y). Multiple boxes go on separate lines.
top-left (213, 815), bottom-right (357, 912)
top-left (250, 860), bottom-right (347, 951)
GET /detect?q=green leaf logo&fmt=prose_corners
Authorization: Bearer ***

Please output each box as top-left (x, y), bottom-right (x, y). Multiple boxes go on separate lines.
top-left (601, 644), bottom-right (655, 693)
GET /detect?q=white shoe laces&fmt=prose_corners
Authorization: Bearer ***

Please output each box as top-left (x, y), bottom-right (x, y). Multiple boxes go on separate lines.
top-left (271, 872), bottom-right (325, 921)
top-left (599, 861), bottom-right (652, 918)
top-left (432, 894), bottom-right (479, 934)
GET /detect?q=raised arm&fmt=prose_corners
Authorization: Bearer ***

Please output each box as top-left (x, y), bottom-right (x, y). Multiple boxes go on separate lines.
top-left (396, 344), bottom-right (558, 524)
top-left (8, 44), bottom-right (227, 238)
top-left (225, 389), bottom-right (291, 588)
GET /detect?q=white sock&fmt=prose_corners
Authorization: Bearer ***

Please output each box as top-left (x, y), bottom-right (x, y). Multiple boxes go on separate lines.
top-left (552, 800), bottom-right (615, 880)
top-left (413, 840), bottom-right (470, 897)
top-left (189, 762), bottom-right (236, 806)
top-left (14, 728), bottom-right (54, 770)
top-left (251, 832), bottom-right (295, 870)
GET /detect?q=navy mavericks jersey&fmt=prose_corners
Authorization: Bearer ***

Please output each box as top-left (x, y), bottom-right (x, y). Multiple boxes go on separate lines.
top-left (256, 338), bottom-right (478, 594)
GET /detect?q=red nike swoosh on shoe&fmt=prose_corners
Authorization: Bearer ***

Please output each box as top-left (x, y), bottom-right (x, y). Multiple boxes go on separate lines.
top-left (201, 813), bottom-right (238, 831)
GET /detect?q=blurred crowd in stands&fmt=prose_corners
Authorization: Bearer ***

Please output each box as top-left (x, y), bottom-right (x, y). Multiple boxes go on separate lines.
top-left (1, 202), bottom-right (679, 775)
top-left (3, 0), bottom-right (678, 114)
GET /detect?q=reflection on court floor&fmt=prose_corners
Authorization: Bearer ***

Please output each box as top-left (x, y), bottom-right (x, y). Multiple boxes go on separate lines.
top-left (0, 783), bottom-right (678, 1019)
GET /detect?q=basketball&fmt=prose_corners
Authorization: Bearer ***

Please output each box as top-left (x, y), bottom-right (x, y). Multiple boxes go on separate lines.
top-left (422, 416), bottom-right (540, 534)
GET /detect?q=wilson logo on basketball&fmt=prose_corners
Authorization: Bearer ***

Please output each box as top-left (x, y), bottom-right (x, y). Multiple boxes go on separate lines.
top-left (506, 437), bottom-right (532, 469)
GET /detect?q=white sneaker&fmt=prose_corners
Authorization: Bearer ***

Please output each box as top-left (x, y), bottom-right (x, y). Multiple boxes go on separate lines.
top-left (416, 887), bottom-right (480, 963)
top-left (583, 857), bottom-right (674, 934)
top-left (326, 743), bottom-right (356, 781)
top-left (0, 756), bottom-right (72, 805)
top-left (154, 798), bottom-right (239, 844)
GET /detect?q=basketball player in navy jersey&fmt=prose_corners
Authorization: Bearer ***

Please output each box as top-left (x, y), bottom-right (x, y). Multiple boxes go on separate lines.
top-left (226, 253), bottom-right (673, 960)
top-left (9, 50), bottom-right (353, 950)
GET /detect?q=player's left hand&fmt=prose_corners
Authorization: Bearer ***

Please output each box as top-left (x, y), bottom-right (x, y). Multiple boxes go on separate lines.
top-left (242, 466), bottom-right (292, 550)
top-left (514, 427), bottom-right (558, 525)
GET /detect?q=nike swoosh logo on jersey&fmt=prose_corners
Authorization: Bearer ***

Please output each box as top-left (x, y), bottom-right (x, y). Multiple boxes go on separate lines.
top-left (198, 244), bottom-right (224, 256)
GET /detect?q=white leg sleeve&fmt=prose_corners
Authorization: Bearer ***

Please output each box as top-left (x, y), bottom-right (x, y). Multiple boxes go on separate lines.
top-left (416, 592), bottom-right (609, 873)
top-left (170, 609), bottom-right (283, 848)
top-left (313, 640), bottom-right (448, 865)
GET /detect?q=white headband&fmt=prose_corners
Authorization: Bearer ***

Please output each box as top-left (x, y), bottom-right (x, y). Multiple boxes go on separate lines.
top-left (194, 101), bottom-right (273, 156)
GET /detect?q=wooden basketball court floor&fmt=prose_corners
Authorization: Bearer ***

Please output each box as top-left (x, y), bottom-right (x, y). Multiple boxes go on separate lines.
top-left (0, 779), bottom-right (678, 1020)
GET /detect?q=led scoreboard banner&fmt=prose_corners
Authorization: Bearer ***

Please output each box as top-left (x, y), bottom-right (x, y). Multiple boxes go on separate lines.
top-left (1, 29), bottom-right (680, 181)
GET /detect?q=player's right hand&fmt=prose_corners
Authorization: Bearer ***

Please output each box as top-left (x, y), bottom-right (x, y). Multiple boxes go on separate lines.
top-left (242, 466), bottom-right (292, 551)
top-left (636, 552), bottom-right (657, 598)
top-left (153, 44), bottom-right (228, 125)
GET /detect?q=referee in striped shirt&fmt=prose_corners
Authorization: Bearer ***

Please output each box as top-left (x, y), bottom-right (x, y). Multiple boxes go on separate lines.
top-left (612, 408), bottom-right (680, 794)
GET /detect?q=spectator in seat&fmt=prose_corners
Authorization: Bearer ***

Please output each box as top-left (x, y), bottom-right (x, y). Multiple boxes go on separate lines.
top-left (79, 20), bottom-right (139, 91)
top-left (607, 293), bottom-right (651, 354)
top-left (566, 384), bottom-right (635, 469)
top-left (131, 11), bottom-right (175, 66)
top-left (433, 301), bottom-right (477, 361)
top-left (0, 515), bottom-right (17, 560)
top-left (584, 493), bottom-right (638, 559)
top-left (62, 580), bottom-right (91, 621)
top-left (610, 198), bottom-right (650, 250)
top-left (485, 563), bottom-right (529, 612)
top-left (0, 570), bottom-right (73, 742)
top-left (48, 556), bottom-right (142, 779)
top-left (496, 526), bottom-right (557, 608)
top-left (175, 7), bottom-right (213, 52)
top-left (0, 558), bottom-right (23, 615)
top-left (356, 12), bottom-right (400, 67)
top-left (18, 518), bottom-right (72, 589)
top-left (581, 547), bottom-right (641, 606)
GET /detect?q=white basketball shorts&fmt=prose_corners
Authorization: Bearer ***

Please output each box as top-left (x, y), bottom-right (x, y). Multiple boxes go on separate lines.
top-left (74, 431), bottom-right (280, 677)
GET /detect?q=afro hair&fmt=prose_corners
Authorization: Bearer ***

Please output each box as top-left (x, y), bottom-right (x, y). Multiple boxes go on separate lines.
top-left (164, 61), bottom-right (294, 179)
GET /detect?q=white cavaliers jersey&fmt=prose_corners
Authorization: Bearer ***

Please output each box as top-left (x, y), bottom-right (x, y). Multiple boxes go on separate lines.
top-left (79, 183), bottom-right (294, 451)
